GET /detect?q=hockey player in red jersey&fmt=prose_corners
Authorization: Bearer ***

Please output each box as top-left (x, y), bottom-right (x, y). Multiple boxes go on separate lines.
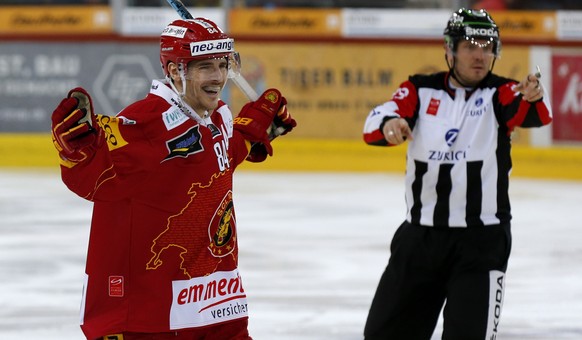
top-left (50, 18), bottom-right (295, 340)
top-left (362, 8), bottom-right (551, 340)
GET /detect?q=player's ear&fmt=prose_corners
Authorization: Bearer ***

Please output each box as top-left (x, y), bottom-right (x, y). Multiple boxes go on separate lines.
top-left (444, 44), bottom-right (455, 66)
top-left (167, 62), bottom-right (180, 83)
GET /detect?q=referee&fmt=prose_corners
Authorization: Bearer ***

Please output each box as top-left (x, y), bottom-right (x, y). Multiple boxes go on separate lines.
top-left (362, 8), bottom-right (552, 340)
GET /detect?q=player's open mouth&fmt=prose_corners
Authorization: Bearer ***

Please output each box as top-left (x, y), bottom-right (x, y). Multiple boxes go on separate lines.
top-left (203, 86), bottom-right (221, 95)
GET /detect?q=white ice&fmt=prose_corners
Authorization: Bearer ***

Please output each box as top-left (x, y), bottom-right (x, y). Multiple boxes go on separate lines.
top-left (1, 169), bottom-right (581, 339)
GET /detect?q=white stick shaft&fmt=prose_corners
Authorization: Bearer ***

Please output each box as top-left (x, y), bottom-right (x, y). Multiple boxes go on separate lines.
top-left (230, 74), bottom-right (259, 101)
top-left (232, 73), bottom-right (285, 136)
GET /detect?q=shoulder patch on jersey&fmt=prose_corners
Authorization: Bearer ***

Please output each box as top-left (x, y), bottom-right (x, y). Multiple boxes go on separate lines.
top-left (96, 114), bottom-right (129, 151)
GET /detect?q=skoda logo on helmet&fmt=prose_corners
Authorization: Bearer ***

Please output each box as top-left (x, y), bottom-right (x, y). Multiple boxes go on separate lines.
top-left (465, 27), bottom-right (498, 38)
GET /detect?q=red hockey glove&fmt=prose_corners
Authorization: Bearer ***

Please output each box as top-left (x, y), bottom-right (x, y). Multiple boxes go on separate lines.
top-left (51, 87), bottom-right (103, 165)
top-left (245, 143), bottom-right (270, 163)
top-left (269, 104), bottom-right (296, 140)
top-left (234, 88), bottom-right (286, 159)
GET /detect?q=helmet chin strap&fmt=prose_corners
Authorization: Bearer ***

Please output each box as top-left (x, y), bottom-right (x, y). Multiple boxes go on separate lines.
top-left (166, 63), bottom-right (209, 123)
top-left (166, 62), bottom-right (187, 97)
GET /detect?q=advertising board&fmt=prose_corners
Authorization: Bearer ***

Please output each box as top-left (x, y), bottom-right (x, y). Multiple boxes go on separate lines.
top-left (0, 6), bottom-right (112, 35)
top-left (552, 54), bottom-right (582, 142)
top-left (232, 41), bottom-right (531, 139)
top-left (0, 42), bottom-right (160, 132)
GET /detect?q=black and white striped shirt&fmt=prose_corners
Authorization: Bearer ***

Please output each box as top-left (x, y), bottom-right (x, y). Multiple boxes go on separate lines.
top-left (364, 71), bottom-right (552, 228)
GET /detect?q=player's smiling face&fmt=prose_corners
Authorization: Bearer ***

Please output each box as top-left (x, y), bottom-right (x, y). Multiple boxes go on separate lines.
top-left (448, 39), bottom-right (495, 87)
top-left (182, 58), bottom-right (228, 113)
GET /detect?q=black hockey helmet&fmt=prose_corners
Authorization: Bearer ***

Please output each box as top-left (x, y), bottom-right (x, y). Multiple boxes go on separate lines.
top-left (444, 8), bottom-right (501, 57)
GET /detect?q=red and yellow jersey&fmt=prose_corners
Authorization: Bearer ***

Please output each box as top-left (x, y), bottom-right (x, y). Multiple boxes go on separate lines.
top-left (60, 80), bottom-right (251, 339)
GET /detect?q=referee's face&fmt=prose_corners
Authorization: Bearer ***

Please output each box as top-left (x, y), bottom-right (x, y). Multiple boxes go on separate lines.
top-left (450, 39), bottom-right (495, 87)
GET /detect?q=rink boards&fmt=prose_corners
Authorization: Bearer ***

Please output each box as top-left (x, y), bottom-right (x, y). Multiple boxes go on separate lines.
top-left (1, 133), bottom-right (581, 181)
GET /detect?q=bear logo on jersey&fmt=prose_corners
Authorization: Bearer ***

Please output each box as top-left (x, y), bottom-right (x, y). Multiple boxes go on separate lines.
top-left (208, 191), bottom-right (236, 257)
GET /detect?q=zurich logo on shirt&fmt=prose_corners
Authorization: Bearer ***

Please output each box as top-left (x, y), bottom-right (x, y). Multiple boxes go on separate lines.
top-left (469, 97), bottom-right (487, 117)
top-left (445, 129), bottom-right (459, 147)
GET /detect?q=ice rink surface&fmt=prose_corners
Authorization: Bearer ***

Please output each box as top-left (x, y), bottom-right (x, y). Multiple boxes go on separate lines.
top-left (1, 169), bottom-right (581, 340)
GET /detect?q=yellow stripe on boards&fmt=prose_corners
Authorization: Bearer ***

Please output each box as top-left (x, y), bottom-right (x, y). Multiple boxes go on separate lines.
top-left (1, 134), bottom-right (581, 181)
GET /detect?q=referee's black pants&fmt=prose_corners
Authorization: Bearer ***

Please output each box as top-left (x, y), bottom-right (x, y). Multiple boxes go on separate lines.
top-left (364, 221), bottom-right (512, 340)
